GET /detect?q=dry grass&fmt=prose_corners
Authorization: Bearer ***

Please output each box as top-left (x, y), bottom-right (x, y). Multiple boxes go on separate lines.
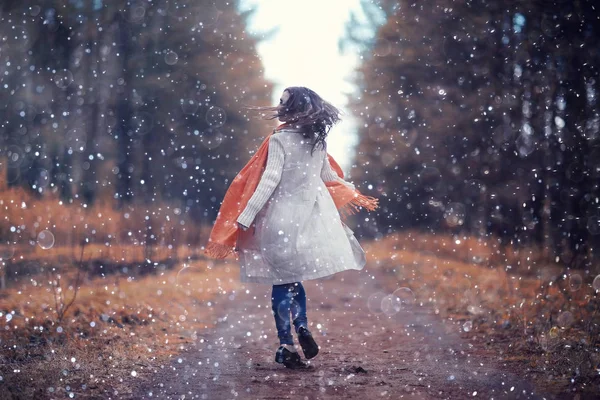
top-left (0, 257), bottom-right (240, 399)
top-left (376, 229), bottom-right (570, 276)
top-left (0, 179), bottom-right (211, 251)
top-left (2, 242), bottom-right (214, 289)
top-left (0, 174), bottom-right (212, 291)
top-left (0, 169), bottom-right (229, 398)
top-left (363, 231), bottom-right (600, 396)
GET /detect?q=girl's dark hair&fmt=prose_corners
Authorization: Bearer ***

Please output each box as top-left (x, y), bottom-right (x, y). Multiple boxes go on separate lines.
top-left (243, 86), bottom-right (343, 155)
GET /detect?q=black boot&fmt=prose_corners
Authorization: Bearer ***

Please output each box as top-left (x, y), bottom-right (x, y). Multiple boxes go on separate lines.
top-left (297, 326), bottom-right (319, 359)
top-left (274, 346), bottom-right (310, 369)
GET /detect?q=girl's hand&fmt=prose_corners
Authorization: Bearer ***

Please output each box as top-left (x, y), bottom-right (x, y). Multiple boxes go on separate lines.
top-left (238, 222), bottom-right (256, 235)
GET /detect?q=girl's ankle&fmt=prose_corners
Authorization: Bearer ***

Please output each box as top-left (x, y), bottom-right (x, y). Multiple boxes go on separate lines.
top-left (280, 343), bottom-right (297, 352)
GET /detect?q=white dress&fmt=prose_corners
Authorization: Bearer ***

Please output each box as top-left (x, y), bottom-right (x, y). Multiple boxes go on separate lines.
top-left (235, 127), bottom-right (367, 285)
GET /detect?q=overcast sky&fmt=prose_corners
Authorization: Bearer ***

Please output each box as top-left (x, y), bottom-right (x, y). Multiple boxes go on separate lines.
top-left (238, 0), bottom-right (374, 171)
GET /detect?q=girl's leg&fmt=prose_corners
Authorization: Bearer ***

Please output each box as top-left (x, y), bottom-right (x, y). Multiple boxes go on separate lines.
top-left (271, 283), bottom-right (295, 345)
top-left (290, 281), bottom-right (318, 359)
top-left (290, 282), bottom-right (308, 333)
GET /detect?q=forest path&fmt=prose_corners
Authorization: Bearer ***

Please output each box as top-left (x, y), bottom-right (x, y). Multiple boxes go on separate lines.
top-left (131, 260), bottom-right (548, 400)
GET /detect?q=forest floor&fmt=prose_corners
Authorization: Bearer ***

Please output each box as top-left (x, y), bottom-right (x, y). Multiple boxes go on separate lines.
top-left (1, 232), bottom-right (599, 399)
top-left (125, 233), bottom-right (599, 400)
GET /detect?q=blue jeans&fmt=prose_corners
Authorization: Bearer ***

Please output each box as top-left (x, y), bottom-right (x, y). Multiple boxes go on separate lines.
top-left (271, 282), bottom-right (308, 345)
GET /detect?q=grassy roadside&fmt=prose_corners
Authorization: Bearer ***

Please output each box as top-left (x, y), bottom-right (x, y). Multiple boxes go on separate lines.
top-left (363, 232), bottom-right (600, 398)
top-left (0, 256), bottom-right (239, 399)
top-left (2, 230), bottom-right (599, 398)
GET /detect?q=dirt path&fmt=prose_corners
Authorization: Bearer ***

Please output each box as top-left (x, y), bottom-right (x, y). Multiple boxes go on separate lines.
top-left (130, 260), bottom-right (551, 399)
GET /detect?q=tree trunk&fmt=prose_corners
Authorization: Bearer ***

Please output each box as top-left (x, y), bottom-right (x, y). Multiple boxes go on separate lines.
top-left (115, 8), bottom-right (134, 207)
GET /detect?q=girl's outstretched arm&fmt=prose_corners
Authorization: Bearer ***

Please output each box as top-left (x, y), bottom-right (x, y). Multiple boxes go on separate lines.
top-left (320, 153), bottom-right (355, 190)
top-left (237, 134), bottom-right (285, 228)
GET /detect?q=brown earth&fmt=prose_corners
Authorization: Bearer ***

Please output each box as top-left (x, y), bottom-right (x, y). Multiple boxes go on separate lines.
top-left (126, 258), bottom-right (554, 400)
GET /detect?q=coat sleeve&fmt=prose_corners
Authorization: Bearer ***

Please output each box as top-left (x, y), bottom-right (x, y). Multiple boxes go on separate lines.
top-left (237, 135), bottom-right (285, 228)
top-left (321, 153), bottom-right (356, 190)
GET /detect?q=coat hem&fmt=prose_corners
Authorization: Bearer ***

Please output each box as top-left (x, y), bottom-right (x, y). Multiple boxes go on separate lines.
top-left (239, 262), bottom-right (366, 285)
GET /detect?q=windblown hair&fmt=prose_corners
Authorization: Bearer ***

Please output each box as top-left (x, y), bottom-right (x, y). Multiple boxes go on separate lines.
top-left (244, 86), bottom-right (343, 155)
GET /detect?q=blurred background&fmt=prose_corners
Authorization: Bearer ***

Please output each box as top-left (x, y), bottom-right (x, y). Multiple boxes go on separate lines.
top-left (1, 1), bottom-right (600, 397)
top-left (1, 0), bottom-right (599, 281)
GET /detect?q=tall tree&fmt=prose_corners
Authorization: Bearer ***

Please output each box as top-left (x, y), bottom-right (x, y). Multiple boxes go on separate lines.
top-left (347, 0), bottom-right (600, 267)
